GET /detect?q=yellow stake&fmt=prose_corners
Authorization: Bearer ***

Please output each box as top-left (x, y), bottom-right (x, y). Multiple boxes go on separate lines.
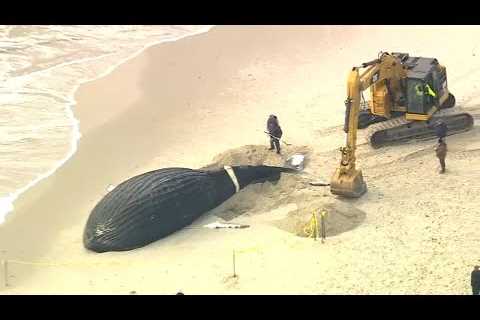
top-left (320, 210), bottom-right (327, 243)
top-left (304, 212), bottom-right (319, 240)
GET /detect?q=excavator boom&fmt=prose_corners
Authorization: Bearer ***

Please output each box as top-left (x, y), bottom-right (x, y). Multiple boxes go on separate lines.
top-left (330, 67), bottom-right (367, 198)
top-left (330, 52), bottom-right (405, 197)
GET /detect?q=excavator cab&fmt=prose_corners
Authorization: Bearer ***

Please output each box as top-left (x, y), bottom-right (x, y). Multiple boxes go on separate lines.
top-left (404, 57), bottom-right (453, 120)
top-left (406, 79), bottom-right (435, 114)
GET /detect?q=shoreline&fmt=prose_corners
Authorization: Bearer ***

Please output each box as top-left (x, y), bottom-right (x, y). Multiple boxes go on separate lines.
top-left (0, 25), bottom-right (342, 292)
top-left (1, 26), bottom-right (479, 294)
top-left (0, 26), bottom-right (215, 224)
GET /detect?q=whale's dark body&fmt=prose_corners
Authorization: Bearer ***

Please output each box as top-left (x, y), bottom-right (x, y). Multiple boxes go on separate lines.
top-left (83, 165), bottom-right (294, 253)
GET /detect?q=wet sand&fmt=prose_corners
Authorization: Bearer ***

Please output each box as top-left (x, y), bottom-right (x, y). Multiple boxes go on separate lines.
top-left (1, 25), bottom-right (480, 294)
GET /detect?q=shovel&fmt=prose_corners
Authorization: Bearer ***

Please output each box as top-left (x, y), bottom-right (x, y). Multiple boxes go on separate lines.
top-left (264, 131), bottom-right (292, 146)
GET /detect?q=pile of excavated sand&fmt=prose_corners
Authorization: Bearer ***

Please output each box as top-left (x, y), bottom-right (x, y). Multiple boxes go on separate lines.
top-left (200, 144), bottom-right (312, 170)
top-left (200, 145), bottom-right (366, 238)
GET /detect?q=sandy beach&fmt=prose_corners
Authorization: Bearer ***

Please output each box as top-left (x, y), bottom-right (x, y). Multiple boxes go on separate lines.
top-left (1, 25), bottom-right (480, 294)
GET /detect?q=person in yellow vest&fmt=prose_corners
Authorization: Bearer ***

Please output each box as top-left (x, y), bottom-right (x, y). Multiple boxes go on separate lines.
top-left (415, 83), bottom-right (424, 96)
top-left (425, 83), bottom-right (436, 98)
top-left (415, 83), bottom-right (436, 99)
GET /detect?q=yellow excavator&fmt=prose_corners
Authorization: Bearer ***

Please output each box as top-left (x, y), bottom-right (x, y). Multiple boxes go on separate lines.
top-left (330, 52), bottom-right (474, 198)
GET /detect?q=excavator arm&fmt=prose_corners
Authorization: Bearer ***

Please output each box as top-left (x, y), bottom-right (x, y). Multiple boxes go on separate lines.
top-left (330, 52), bottom-right (405, 197)
top-left (330, 67), bottom-right (368, 197)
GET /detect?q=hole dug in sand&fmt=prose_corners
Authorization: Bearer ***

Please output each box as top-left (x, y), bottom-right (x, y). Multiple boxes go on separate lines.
top-left (272, 199), bottom-right (366, 238)
top-left (201, 145), bottom-right (365, 238)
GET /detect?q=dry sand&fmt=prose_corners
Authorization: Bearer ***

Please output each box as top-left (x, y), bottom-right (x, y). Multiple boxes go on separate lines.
top-left (1, 25), bottom-right (480, 294)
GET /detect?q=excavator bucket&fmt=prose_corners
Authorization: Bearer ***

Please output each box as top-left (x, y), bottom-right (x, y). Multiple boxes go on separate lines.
top-left (330, 168), bottom-right (367, 198)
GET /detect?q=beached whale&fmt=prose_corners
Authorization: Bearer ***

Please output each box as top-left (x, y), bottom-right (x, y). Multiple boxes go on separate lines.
top-left (83, 165), bottom-right (295, 253)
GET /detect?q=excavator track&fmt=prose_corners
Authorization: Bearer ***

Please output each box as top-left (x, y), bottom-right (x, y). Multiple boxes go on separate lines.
top-left (366, 107), bottom-right (474, 148)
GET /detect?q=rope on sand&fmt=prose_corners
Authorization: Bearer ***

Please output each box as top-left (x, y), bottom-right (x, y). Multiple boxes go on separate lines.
top-left (5, 259), bottom-right (131, 267)
top-left (1, 258), bottom-right (134, 289)
top-left (1, 246), bottom-right (262, 289)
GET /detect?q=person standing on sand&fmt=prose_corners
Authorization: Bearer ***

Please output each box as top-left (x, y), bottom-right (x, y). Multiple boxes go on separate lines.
top-left (434, 120), bottom-right (448, 141)
top-left (435, 138), bottom-right (447, 174)
top-left (431, 119), bottom-right (448, 174)
top-left (471, 266), bottom-right (480, 295)
top-left (267, 114), bottom-right (283, 155)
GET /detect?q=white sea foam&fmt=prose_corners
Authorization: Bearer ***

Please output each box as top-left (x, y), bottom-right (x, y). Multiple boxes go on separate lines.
top-left (0, 25), bottom-right (215, 224)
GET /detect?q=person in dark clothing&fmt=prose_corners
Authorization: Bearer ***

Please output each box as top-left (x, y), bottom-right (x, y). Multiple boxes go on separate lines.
top-left (472, 266), bottom-right (480, 295)
top-left (435, 139), bottom-right (447, 174)
top-left (432, 120), bottom-right (448, 174)
top-left (267, 114), bottom-right (283, 154)
top-left (434, 120), bottom-right (448, 141)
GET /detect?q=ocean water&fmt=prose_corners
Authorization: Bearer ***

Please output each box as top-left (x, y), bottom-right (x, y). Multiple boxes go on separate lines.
top-left (0, 25), bottom-right (214, 223)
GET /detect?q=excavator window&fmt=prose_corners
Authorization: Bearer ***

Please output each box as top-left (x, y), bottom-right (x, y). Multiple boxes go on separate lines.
top-left (407, 79), bottom-right (427, 114)
top-left (423, 73), bottom-right (438, 108)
